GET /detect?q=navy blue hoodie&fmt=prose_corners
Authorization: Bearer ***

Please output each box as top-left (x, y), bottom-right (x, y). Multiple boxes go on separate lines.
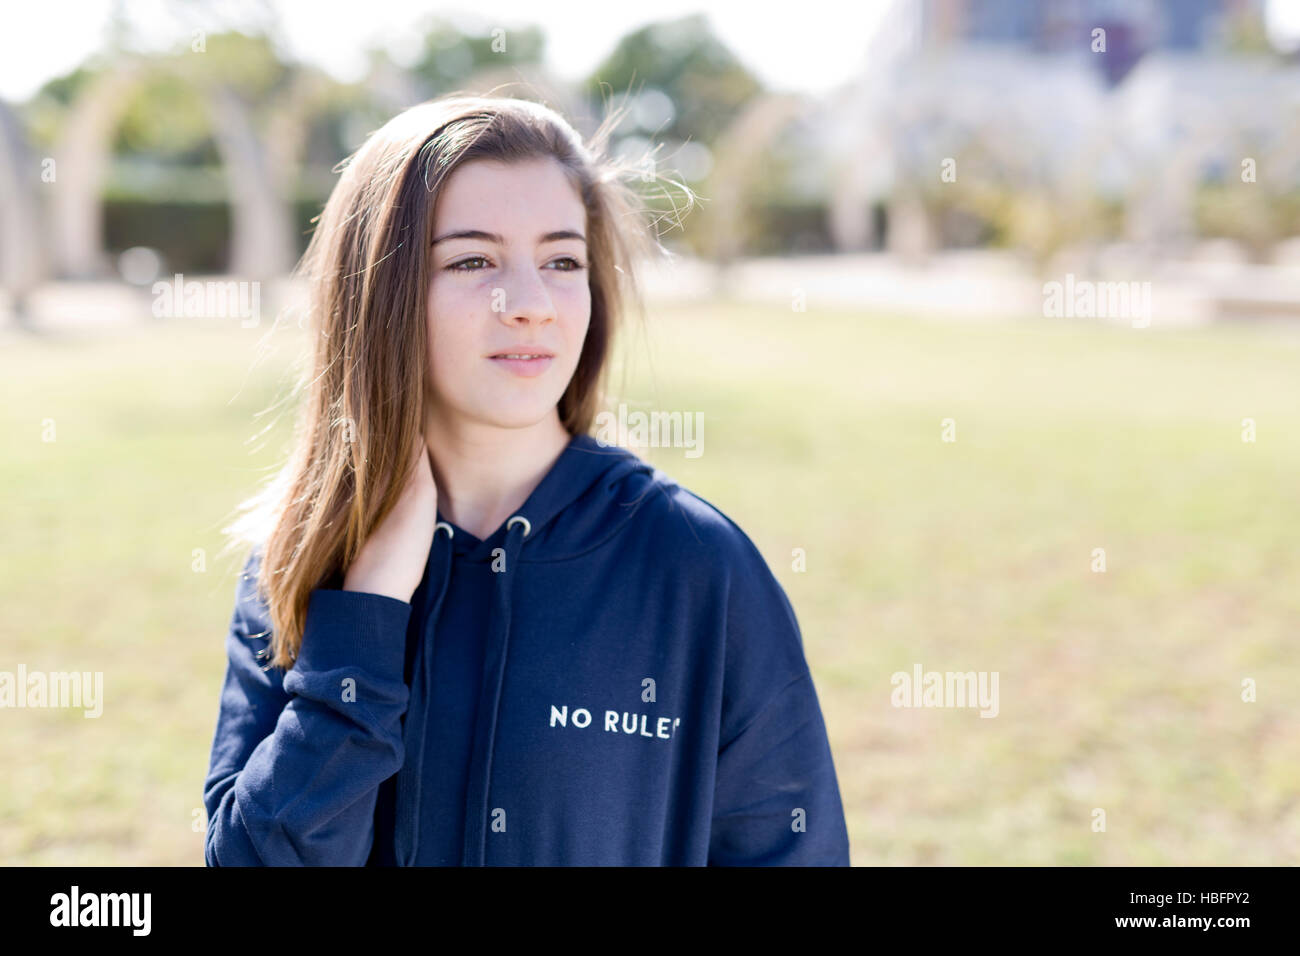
top-left (203, 432), bottom-right (850, 865)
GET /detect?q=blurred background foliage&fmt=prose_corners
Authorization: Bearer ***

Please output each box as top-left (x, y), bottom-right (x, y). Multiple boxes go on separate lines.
top-left (9, 2), bottom-right (1299, 278)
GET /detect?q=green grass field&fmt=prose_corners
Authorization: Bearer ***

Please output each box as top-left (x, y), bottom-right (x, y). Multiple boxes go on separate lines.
top-left (2, 300), bottom-right (1298, 865)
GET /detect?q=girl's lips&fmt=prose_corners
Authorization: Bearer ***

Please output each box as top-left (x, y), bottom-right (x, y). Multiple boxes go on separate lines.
top-left (489, 355), bottom-right (554, 378)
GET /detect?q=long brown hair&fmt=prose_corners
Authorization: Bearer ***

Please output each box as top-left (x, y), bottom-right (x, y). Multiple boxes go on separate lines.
top-left (223, 92), bottom-right (692, 670)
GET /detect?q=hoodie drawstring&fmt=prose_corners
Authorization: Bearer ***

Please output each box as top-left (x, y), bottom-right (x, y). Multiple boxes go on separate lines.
top-left (393, 514), bottom-right (530, 866)
top-left (460, 515), bottom-right (528, 866)
top-left (393, 519), bottom-right (455, 866)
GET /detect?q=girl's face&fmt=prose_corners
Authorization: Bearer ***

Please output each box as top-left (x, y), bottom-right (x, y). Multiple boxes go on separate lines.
top-left (425, 156), bottom-right (591, 433)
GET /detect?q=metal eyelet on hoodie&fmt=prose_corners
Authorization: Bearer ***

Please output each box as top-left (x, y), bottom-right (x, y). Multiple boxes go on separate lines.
top-left (506, 515), bottom-right (531, 537)
top-left (435, 520), bottom-right (453, 539)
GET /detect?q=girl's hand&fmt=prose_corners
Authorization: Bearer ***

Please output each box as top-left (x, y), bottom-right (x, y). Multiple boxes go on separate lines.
top-left (342, 440), bottom-right (438, 603)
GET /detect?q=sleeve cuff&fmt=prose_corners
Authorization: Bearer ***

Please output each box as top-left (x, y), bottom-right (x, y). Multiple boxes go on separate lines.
top-left (294, 588), bottom-right (413, 677)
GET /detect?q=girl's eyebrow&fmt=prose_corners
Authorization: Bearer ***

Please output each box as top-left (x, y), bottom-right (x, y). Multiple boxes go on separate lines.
top-left (431, 229), bottom-right (586, 245)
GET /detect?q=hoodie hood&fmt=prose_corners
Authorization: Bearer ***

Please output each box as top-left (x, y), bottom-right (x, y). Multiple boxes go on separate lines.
top-left (439, 432), bottom-right (658, 563)
top-left (393, 432), bottom-right (658, 865)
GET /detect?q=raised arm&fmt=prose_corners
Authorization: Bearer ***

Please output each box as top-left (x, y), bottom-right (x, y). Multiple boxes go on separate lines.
top-left (202, 551), bottom-right (413, 866)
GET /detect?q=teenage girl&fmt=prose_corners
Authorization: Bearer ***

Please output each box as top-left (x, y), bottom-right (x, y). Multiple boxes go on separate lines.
top-left (203, 94), bottom-right (850, 866)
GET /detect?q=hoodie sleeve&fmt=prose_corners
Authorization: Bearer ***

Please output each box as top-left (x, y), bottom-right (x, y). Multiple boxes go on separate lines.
top-left (202, 550), bottom-right (412, 866)
top-left (707, 530), bottom-right (851, 866)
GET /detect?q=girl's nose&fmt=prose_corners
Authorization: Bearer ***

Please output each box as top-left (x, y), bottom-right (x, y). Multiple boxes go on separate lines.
top-left (496, 268), bottom-right (556, 326)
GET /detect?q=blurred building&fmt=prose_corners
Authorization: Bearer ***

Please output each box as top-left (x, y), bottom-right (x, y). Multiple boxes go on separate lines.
top-left (923, 0), bottom-right (1264, 83)
top-left (813, 0), bottom-right (1294, 261)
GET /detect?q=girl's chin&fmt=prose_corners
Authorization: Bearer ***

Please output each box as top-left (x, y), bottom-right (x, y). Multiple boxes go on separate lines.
top-left (464, 398), bottom-right (566, 430)
top-left (425, 384), bottom-right (568, 432)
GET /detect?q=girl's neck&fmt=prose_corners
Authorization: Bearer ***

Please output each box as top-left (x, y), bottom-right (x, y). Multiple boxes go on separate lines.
top-left (422, 410), bottom-right (571, 541)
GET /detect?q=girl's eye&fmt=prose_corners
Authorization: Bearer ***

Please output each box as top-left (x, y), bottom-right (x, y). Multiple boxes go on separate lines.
top-left (445, 256), bottom-right (586, 272)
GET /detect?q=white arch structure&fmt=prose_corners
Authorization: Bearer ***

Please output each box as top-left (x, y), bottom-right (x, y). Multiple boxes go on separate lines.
top-left (0, 99), bottom-right (51, 305)
top-left (41, 59), bottom-right (298, 281)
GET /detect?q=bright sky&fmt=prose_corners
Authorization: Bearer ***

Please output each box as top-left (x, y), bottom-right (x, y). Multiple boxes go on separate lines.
top-left (3, 0), bottom-right (1297, 103)
top-left (0, 0), bottom-right (898, 101)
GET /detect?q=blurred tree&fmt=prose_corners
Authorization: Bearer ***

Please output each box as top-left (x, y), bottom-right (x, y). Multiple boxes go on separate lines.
top-left (407, 16), bottom-right (546, 95)
top-left (692, 94), bottom-right (805, 268)
top-left (112, 31), bottom-right (289, 165)
top-left (1223, 5), bottom-right (1274, 55)
top-left (581, 14), bottom-right (763, 147)
top-left (1195, 119), bottom-right (1300, 263)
